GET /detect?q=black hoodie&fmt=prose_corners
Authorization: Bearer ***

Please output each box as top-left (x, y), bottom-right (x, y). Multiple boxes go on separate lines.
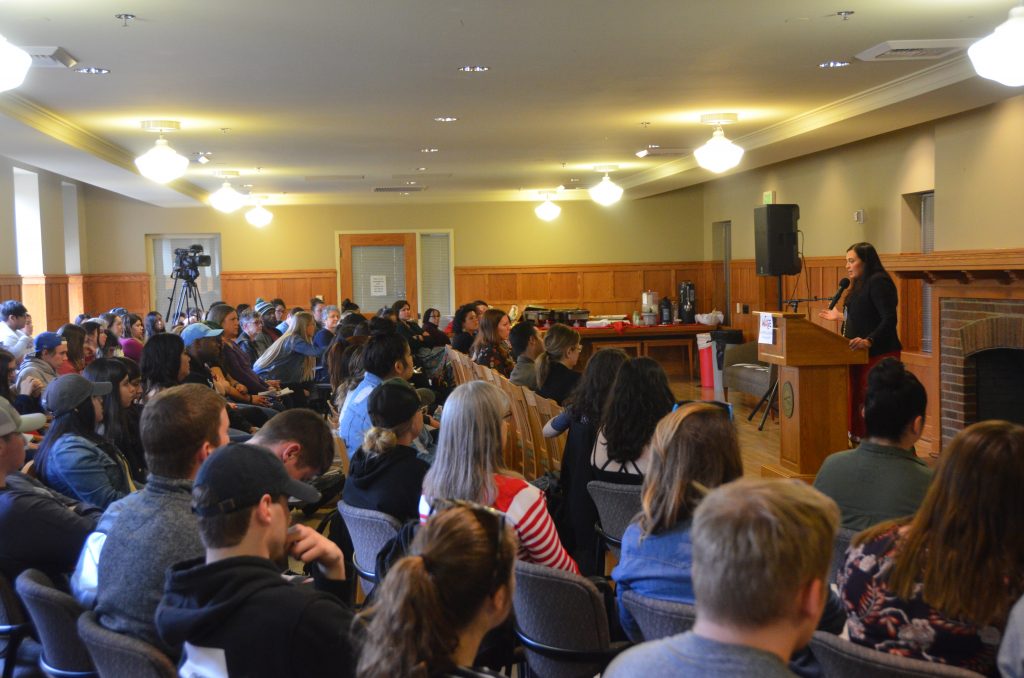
top-left (344, 445), bottom-right (428, 523)
top-left (156, 556), bottom-right (354, 678)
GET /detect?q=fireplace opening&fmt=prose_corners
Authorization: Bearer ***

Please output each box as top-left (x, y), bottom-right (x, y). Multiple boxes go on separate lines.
top-left (975, 348), bottom-right (1024, 426)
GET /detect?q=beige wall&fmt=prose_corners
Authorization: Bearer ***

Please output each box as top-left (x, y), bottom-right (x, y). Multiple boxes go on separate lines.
top-left (81, 183), bottom-right (706, 273)
top-left (0, 157), bottom-right (16, 274)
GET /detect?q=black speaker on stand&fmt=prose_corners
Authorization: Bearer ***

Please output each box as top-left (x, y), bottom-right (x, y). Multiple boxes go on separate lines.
top-left (754, 204), bottom-right (801, 276)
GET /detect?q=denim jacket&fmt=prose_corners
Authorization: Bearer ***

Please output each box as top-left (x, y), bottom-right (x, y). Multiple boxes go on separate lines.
top-left (253, 336), bottom-right (323, 384)
top-left (39, 434), bottom-right (131, 510)
top-left (612, 520), bottom-right (695, 642)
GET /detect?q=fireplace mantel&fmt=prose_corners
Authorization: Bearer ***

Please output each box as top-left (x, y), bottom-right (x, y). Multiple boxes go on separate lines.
top-left (885, 249), bottom-right (1024, 285)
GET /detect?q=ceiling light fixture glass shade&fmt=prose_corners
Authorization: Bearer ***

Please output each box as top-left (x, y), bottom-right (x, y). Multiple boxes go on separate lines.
top-left (0, 34), bottom-right (31, 93)
top-left (589, 174), bottom-right (623, 206)
top-left (134, 137), bottom-right (190, 183)
top-left (245, 204), bottom-right (273, 227)
top-left (694, 127), bottom-right (744, 173)
top-left (968, 6), bottom-right (1024, 87)
top-left (535, 198), bottom-right (561, 221)
top-left (209, 182), bottom-right (245, 213)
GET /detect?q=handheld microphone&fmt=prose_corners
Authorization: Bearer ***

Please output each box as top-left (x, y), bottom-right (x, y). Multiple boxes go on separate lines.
top-left (827, 278), bottom-right (850, 310)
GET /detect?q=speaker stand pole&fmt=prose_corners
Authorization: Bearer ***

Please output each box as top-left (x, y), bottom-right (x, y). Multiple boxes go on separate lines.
top-left (777, 275), bottom-right (783, 311)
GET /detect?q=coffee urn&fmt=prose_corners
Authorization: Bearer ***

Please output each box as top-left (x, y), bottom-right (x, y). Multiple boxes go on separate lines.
top-left (678, 281), bottom-right (696, 323)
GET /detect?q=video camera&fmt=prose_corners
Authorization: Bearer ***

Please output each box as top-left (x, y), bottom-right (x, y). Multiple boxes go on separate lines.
top-left (171, 244), bottom-right (212, 282)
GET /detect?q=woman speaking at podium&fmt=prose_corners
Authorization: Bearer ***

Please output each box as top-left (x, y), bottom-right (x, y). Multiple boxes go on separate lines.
top-left (818, 242), bottom-right (901, 443)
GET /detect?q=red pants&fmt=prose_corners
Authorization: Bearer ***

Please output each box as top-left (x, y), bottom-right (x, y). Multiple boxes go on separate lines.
top-left (848, 351), bottom-right (901, 439)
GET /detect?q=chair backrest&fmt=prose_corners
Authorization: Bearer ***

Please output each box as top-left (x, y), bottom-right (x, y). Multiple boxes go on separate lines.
top-left (587, 481), bottom-right (642, 556)
top-left (337, 500), bottom-right (403, 595)
top-left (472, 362), bottom-right (496, 383)
top-left (533, 394), bottom-right (566, 470)
top-left (512, 560), bottom-right (614, 678)
top-left (830, 527), bottom-right (858, 584)
top-left (14, 569), bottom-right (95, 675)
top-left (497, 378), bottom-right (532, 478)
top-left (809, 631), bottom-right (987, 678)
top-left (77, 611), bottom-right (176, 678)
top-left (522, 388), bottom-right (555, 477)
top-left (620, 589), bottom-right (696, 642)
top-left (0, 571), bottom-right (29, 662)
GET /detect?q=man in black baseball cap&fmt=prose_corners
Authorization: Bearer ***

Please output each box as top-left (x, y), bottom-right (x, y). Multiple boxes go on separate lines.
top-left (155, 444), bottom-right (354, 678)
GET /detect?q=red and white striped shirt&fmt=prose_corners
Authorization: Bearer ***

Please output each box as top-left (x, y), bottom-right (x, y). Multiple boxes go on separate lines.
top-left (419, 474), bottom-right (579, 574)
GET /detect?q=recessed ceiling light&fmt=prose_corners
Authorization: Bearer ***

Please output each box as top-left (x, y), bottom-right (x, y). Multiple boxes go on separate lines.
top-left (401, 192), bottom-right (411, 196)
top-left (457, 66), bottom-right (489, 72)
top-left (819, 60), bottom-right (851, 69)
top-left (416, 167), bottom-right (427, 171)
top-left (406, 181), bottom-right (417, 185)
top-left (420, 148), bottom-right (439, 153)
top-left (433, 116), bottom-right (458, 123)
top-left (75, 66), bottom-right (110, 75)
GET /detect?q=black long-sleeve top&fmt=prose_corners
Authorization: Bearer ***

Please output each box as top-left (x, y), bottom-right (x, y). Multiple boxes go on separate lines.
top-left (843, 271), bottom-right (902, 357)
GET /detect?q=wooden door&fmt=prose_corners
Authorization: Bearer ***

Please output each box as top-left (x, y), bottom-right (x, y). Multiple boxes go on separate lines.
top-left (339, 233), bottom-right (419, 315)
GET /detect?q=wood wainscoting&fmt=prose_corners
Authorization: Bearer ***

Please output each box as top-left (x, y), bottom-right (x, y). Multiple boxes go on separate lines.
top-left (82, 274), bottom-right (152, 318)
top-left (221, 270), bottom-right (338, 309)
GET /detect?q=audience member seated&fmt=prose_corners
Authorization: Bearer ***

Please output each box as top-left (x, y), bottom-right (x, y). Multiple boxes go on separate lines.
top-left (0, 404), bottom-right (95, 585)
top-left (613, 404), bottom-right (743, 640)
top-left (420, 381), bottom-right (578, 573)
top-left (450, 303), bottom-right (479, 355)
top-left (57, 323), bottom-right (88, 374)
top-left (101, 327), bottom-right (124, 357)
top-left (84, 358), bottom-right (147, 484)
top-left (118, 312), bottom-right (145, 362)
top-left (0, 347), bottom-right (43, 415)
top-left (543, 348), bottom-right (628, 574)
top-left (345, 380), bottom-right (429, 522)
top-left (357, 503), bottom-right (515, 678)
top-left (337, 312), bottom-right (368, 344)
top-left (339, 298), bottom-right (360, 319)
top-left (182, 323), bottom-right (261, 433)
top-left (254, 311), bottom-right (324, 389)
top-left (421, 307), bottom-right (450, 347)
top-left (310, 297), bottom-right (325, 329)
top-left (338, 330), bottom-right (413, 455)
top-left (329, 343), bottom-right (365, 416)
top-left (141, 332), bottom-right (190, 400)
top-left (508, 320), bottom-right (543, 390)
top-left (82, 320), bottom-right (104, 364)
top-left (314, 304), bottom-right (340, 348)
top-left (470, 309), bottom-right (515, 378)
top-left (93, 385), bottom-right (228, 660)
top-left (144, 310), bottom-right (165, 340)
top-left (535, 323), bottom-right (581, 404)
top-left (237, 309), bottom-right (266, 363)
top-left (592, 357), bottom-right (675, 482)
top-left (394, 299), bottom-right (449, 381)
top-left (839, 420), bottom-right (1024, 676)
top-left (255, 297), bottom-right (282, 343)
top-left (155, 444), bottom-right (355, 678)
top-left (1000, 595), bottom-right (1024, 678)
top-left (17, 331), bottom-right (67, 394)
top-left (813, 358), bottom-right (931, 530)
top-left (206, 304), bottom-right (278, 405)
top-left (606, 479), bottom-right (839, 678)
top-left (0, 300), bottom-right (33, 363)
top-left (35, 374), bottom-right (133, 509)
top-left (248, 408), bottom-right (333, 481)
top-left (99, 312), bottom-right (124, 338)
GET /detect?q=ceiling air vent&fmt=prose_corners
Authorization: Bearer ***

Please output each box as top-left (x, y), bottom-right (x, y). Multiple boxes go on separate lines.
top-left (856, 39), bottom-right (974, 62)
top-left (304, 175), bottom-right (366, 182)
top-left (24, 46), bottom-right (78, 69)
top-left (374, 186), bottom-right (427, 193)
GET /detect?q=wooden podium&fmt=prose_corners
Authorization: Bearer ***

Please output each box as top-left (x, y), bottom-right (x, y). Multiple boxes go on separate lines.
top-left (757, 313), bottom-right (868, 481)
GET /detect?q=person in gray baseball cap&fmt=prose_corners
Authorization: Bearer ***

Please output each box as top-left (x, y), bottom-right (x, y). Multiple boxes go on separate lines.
top-left (34, 375), bottom-right (134, 509)
top-left (156, 443), bottom-right (355, 678)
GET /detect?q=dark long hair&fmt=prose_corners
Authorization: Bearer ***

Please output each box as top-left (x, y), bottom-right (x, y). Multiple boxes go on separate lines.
top-left (356, 505), bottom-right (517, 678)
top-left (35, 397), bottom-right (107, 480)
top-left (600, 357), bottom-right (675, 464)
top-left (58, 323), bottom-right (87, 371)
top-left (846, 242), bottom-right (890, 298)
top-left (82, 358), bottom-right (139, 467)
top-left (565, 348), bottom-right (628, 425)
top-left (144, 311), bottom-right (164, 339)
top-left (469, 309), bottom-right (507, 357)
top-left (140, 333), bottom-right (186, 395)
top-left (422, 308), bottom-right (441, 328)
top-left (0, 348), bottom-right (17, 403)
top-left (452, 304), bottom-right (476, 334)
top-left (121, 313), bottom-right (142, 340)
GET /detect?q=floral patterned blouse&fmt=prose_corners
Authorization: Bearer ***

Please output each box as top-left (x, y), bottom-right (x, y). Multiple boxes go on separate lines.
top-left (472, 343), bottom-right (515, 378)
top-left (838, 525), bottom-right (1005, 676)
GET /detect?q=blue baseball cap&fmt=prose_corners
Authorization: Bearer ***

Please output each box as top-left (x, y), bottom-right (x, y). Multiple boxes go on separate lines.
top-left (34, 332), bottom-right (66, 353)
top-left (181, 322), bottom-right (223, 347)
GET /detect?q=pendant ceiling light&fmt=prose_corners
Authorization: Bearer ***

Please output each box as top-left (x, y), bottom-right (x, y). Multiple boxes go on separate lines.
top-left (245, 202), bottom-right (273, 228)
top-left (0, 34), bottom-right (31, 93)
top-left (134, 121), bottom-right (189, 184)
top-left (534, 193), bottom-right (561, 221)
top-left (694, 113), bottom-right (744, 174)
top-left (588, 171), bottom-right (623, 207)
top-left (210, 180), bottom-right (246, 213)
top-left (968, 5), bottom-right (1024, 87)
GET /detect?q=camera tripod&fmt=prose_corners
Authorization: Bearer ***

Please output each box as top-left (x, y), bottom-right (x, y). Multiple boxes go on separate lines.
top-left (166, 273), bottom-right (205, 324)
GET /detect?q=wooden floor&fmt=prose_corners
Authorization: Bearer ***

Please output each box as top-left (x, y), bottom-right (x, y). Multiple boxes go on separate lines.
top-left (668, 373), bottom-right (781, 478)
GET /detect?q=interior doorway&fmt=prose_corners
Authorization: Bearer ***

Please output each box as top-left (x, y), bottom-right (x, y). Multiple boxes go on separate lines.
top-left (339, 233), bottom-right (419, 315)
top-left (711, 220), bottom-right (731, 324)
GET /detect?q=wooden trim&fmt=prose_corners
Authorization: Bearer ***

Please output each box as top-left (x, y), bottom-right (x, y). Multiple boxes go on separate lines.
top-left (221, 269), bottom-right (335, 280)
top-left (338, 234), bottom-right (419, 313)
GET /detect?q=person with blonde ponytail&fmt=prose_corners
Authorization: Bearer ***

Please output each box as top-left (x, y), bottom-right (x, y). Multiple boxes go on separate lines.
top-left (535, 323), bottom-right (582, 405)
top-left (345, 380), bottom-right (429, 522)
top-left (356, 503), bottom-right (516, 678)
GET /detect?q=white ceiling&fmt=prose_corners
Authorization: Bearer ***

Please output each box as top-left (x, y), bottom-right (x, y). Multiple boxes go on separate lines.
top-left (0, 0), bottom-right (1019, 207)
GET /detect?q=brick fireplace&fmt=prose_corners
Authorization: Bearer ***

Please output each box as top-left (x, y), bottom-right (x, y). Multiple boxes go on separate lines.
top-left (938, 298), bottom-right (1024, 442)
